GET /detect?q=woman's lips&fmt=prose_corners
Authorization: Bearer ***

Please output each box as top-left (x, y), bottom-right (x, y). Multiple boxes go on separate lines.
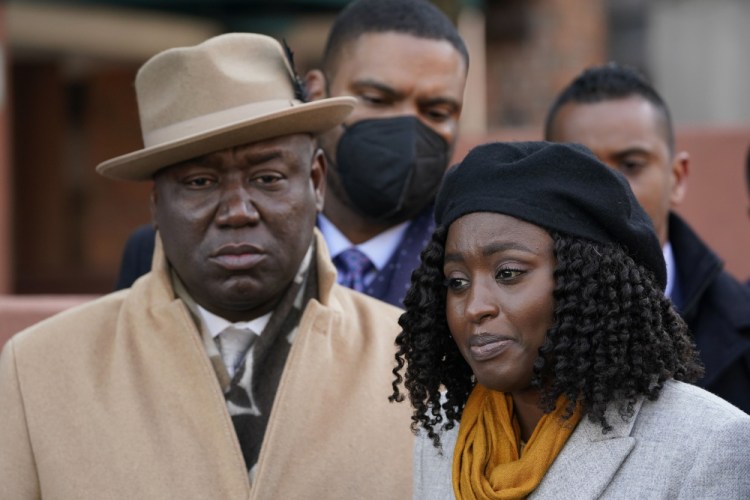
top-left (468, 334), bottom-right (513, 362)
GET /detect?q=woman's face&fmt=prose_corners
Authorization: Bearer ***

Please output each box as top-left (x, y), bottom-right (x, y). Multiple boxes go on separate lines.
top-left (444, 212), bottom-right (556, 395)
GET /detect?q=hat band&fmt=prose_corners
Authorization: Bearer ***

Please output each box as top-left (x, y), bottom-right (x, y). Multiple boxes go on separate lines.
top-left (143, 98), bottom-right (301, 147)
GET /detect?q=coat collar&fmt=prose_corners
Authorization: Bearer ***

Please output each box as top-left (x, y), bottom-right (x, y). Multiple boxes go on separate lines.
top-left (312, 228), bottom-right (339, 307)
top-left (533, 396), bottom-right (644, 498)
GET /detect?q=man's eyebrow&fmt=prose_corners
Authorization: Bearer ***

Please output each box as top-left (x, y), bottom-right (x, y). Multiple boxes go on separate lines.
top-left (350, 79), bottom-right (403, 98)
top-left (234, 149), bottom-right (286, 167)
top-left (173, 154), bottom-right (219, 169)
top-left (350, 78), bottom-right (461, 111)
top-left (612, 146), bottom-right (653, 158)
top-left (419, 96), bottom-right (460, 111)
top-left (179, 149), bottom-right (285, 169)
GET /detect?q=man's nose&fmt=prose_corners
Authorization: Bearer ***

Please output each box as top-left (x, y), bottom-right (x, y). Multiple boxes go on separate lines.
top-left (215, 183), bottom-right (260, 227)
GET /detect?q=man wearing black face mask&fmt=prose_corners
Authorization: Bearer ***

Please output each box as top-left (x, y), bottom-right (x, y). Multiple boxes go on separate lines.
top-left (334, 117), bottom-right (449, 224)
top-left (305, 0), bottom-right (469, 306)
top-left (112, 0), bottom-right (468, 306)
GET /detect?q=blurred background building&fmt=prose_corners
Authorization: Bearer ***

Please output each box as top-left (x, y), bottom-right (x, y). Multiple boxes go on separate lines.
top-left (1, 0), bottom-right (749, 296)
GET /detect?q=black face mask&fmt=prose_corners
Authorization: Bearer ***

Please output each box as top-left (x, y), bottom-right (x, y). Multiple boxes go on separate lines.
top-left (335, 116), bottom-right (449, 224)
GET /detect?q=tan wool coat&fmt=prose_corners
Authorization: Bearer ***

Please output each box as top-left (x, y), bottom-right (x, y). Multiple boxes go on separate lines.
top-left (0, 232), bottom-right (413, 499)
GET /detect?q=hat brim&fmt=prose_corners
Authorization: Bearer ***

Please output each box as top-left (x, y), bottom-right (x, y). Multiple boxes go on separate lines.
top-left (96, 96), bottom-right (355, 181)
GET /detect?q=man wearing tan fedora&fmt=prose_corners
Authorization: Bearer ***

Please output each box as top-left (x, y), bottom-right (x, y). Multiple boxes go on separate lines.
top-left (114, 0), bottom-right (470, 310)
top-left (0, 33), bottom-right (413, 499)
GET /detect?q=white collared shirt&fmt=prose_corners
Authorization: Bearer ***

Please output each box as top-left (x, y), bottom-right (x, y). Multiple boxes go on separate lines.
top-left (197, 305), bottom-right (272, 341)
top-left (318, 213), bottom-right (410, 287)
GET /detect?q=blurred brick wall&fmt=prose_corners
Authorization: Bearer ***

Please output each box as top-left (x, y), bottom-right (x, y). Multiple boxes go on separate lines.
top-left (486, 0), bottom-right (607, 128)
top-left (0, 294), bottom-right (97, 347)
top-left (12, 62), bottom-right (150, 293)
top-left (7, 0), bottom-right (749, 295)
top-left (0, 6), bottom-right (11, 293)
top-left (673, 127), bottom-right (750, 282)
top-left (84, 69), bottom-right (152, 274)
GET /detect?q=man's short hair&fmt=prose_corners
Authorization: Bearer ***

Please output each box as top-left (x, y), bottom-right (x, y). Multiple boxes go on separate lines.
top-left (746, 144), bottom-right (750, 197)
top-left (322, 0), bottom-right (469, 74)
top-left (544, 63), bottom-right (675, 154)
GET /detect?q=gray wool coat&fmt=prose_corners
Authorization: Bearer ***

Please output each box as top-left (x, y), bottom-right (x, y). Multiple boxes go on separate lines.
top-left (414, 380), bottom-right (750, 499)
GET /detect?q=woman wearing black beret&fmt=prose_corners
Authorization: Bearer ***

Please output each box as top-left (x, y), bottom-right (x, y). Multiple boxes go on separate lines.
top-left (390, 141), bottom-right (750, 499)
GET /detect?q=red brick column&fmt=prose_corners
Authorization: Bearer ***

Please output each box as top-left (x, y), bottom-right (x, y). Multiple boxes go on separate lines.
top-left (0, 5), bottom-right (12, 294)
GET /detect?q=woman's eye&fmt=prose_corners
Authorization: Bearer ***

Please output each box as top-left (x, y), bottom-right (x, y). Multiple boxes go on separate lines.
top-left (443, 277), bottom-right (468, 291)
top-left (496, 268), bottom-right (524, 281)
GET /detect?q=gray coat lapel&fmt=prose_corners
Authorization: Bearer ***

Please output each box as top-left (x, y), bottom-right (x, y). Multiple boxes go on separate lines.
top-left (532, 398), bottom-right (644, 499)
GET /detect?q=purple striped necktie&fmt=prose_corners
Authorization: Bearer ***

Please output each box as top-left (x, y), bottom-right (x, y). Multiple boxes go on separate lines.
top-left (334, 247), bottom-right (374, 293)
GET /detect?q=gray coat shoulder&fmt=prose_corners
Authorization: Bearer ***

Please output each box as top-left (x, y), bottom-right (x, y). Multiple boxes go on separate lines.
top-left (412, 381), bottom-right (750, 500)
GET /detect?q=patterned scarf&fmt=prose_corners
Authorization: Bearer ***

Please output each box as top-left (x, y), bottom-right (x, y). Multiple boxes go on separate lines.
top-left (173, 242), bottom-right (318, 479)
top-left (453, 385), bottom-right (583, 499)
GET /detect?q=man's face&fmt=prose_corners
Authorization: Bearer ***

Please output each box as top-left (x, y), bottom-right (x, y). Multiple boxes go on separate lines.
top-left (547, 96), bottom-right (688, 246)
top-left (308, 31), bottom-right (467, 192)
top-left (152, 134), bottom-right (325, 322)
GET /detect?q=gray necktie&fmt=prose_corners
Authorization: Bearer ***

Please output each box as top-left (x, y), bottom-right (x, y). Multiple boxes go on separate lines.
top-left (219, 325), bottom-right (256, 378)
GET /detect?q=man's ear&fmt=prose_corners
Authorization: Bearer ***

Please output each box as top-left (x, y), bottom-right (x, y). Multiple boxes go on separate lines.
top-left (150, 187), bottom-right (159, 231)
top-left (305, 69), bottom-right (328, 102)
top-left (311, 147), bottom-right (326, 212)
top-left (669, 151), bottom-right (690, 208)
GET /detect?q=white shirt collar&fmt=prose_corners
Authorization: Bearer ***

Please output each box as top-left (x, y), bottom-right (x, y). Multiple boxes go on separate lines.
top-left (317, 213), bottom-right (410, 270)
top-left (197, 305), bottom-right (272, 339)
top-left (663, 241), bottom-right (676, 299)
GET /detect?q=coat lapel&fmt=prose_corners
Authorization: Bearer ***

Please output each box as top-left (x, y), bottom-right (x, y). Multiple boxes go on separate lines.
top-left (532, 398), bottom-right (644, 499)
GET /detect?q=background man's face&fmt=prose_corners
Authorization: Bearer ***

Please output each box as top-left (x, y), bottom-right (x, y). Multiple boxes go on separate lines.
top-left (152, 134), bottom-right (324, 321)
top-left (547, 96), bottom-right (686, 246)
top-left (314, 31), bottom-right (467, 168)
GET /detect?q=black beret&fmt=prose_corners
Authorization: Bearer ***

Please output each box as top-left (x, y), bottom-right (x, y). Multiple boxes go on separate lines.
top-left (434, 141), bottom-right (667, 290)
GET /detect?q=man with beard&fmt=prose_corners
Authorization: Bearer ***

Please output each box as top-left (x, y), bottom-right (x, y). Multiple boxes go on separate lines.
top-left (114, 0), bottom-right (469, 308)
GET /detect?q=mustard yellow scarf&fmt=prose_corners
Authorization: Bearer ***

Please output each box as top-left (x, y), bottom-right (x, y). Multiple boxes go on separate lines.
top-left (452, 385), bottom-right (583, 499)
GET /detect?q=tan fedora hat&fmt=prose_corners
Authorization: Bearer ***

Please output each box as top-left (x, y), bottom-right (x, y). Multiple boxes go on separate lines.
top-left (96, 33), bottom-right (355, 181)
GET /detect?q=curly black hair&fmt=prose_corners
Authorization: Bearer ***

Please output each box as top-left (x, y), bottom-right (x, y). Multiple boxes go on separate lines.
top-left (390, 226), bottom-right (703, 449)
